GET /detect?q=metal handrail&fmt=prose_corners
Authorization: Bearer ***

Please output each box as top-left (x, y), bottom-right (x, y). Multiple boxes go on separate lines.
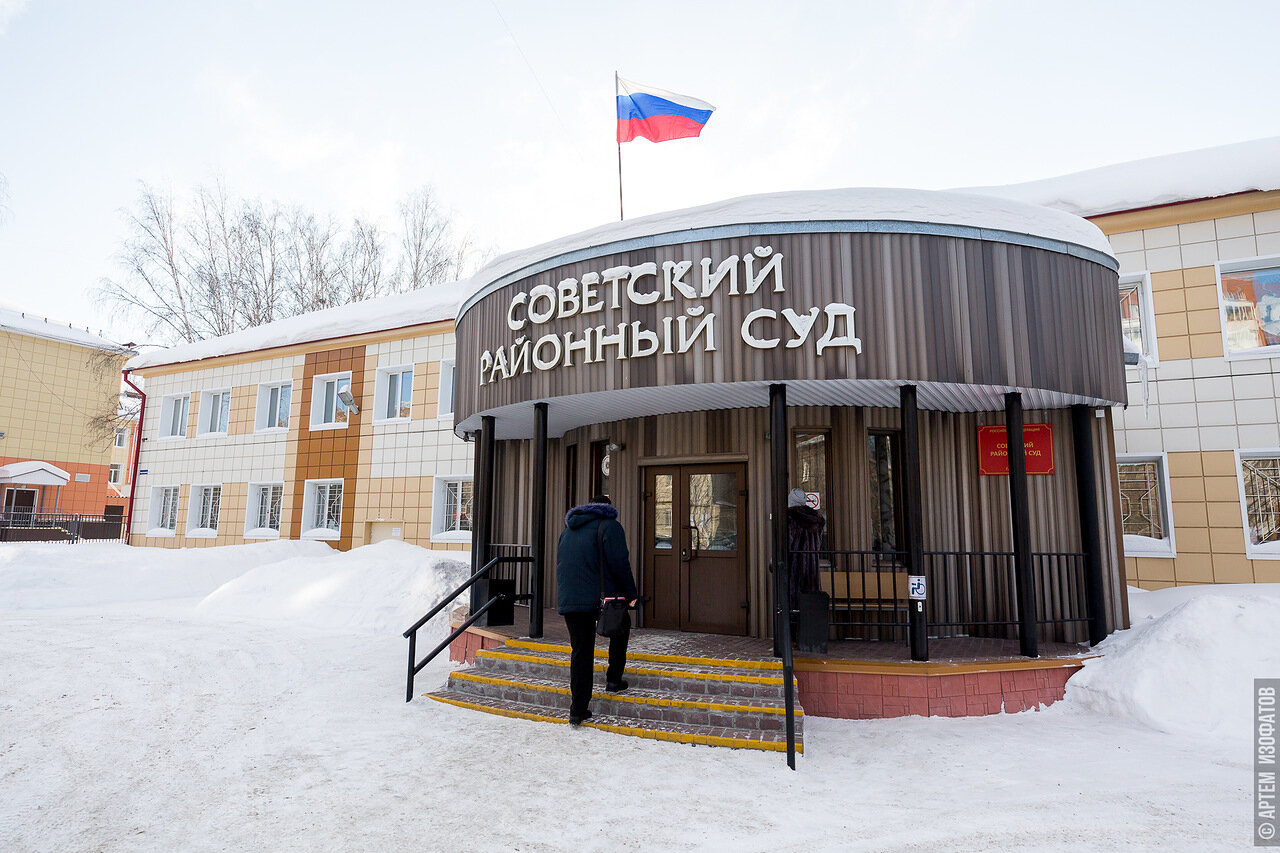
top-left (402, 554), bottom-right (534, 702)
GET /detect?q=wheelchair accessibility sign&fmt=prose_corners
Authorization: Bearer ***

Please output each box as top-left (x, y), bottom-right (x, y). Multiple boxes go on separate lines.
top-left (908, 575), bottom-right (927, 600)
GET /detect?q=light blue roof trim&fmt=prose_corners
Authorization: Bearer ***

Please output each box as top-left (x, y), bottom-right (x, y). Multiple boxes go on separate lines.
top-left (457, 219), bottom-right (1119, 321)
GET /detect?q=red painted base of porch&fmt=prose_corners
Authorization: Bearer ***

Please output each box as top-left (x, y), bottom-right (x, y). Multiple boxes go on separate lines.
top-left (449, 629), bottom-right (504, 665)
top-left (794, 662), bottom-right (1081, 719)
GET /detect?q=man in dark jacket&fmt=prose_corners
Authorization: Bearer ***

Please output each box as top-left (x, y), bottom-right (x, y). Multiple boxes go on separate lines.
top-left (556, 495), bottom-right (638, 725)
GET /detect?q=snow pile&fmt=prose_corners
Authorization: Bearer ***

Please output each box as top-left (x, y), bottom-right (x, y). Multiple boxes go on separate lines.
top-left (1068, 587), bottom-right (1280, 740)
top-left (963, 136), bottom-right (1280, 218)
top-left (0, 540), bottom-right (329, 610)
top-left (196, 540), bottom-right (470, 639)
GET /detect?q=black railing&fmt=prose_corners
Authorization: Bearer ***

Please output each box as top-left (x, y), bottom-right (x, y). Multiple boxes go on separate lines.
top-left (0, 512), bottom-right (125, 543)
top-left (803, 548), bottom-right (1091, 645)
top-left (402, 553), bottom-right (534, 702)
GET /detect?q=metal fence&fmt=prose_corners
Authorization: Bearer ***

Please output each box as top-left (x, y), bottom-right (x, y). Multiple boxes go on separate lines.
top-left (0, 512), bottom-right (125, 543)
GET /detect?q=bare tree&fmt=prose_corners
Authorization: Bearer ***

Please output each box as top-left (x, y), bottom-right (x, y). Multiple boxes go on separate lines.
top-left (394, 186), bottom-right (477, 291)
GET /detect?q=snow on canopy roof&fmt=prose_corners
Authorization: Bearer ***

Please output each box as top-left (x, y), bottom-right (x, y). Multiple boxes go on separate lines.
top-left (125, 279), bottom-right (472, 371)
top-left (457, 187), bottom-right (1114, 320)
top-left (0, 460), bottom-right (70, 486)
top-left (0, 305), bottom-right (122, 351)
top-left (960, 137), bottom-right (1280, 219)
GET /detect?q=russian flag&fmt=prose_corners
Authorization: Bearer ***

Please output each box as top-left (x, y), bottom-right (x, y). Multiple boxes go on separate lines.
top-left (616, 77), bottom-right (715, 144)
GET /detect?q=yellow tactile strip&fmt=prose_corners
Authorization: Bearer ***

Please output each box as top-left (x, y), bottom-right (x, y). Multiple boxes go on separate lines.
top-left (504, 639), bottom-right (783, 671)
top-left (474, 648), bottom-right (786, 686)
top-left (425, 693), bottom-right (802, 754)
top-left (791, 656), bottom-right (1095, 677)
top-left (450, 670), bottom-right (802, 716)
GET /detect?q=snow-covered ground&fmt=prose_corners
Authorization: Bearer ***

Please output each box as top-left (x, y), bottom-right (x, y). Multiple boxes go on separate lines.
top-left (0, 542), bottom-right (1265, 851)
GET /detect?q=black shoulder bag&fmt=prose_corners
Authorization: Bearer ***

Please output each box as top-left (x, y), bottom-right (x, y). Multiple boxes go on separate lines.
top-left (594, 522), bottom-right (630, 638)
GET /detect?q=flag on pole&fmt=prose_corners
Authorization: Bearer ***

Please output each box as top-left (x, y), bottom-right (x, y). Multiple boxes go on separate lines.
top-left (616, 77), bottom-right (715, 144)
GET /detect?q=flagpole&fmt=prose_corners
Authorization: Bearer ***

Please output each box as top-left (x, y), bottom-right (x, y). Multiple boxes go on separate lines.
top-left (615, 70), bottom-right (624, 220)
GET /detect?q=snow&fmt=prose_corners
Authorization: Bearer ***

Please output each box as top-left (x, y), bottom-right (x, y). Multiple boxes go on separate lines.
top-left (963, 136), bottom-right (1280, 218)
top-left (0, 304), bottom-right (124, 351)
top-left (458, 187), bottom-right (1116, 320)
top-left (1068, 584), bottom-right (1280, 740)
top-left (0, 544), bottom-right (1251, 850)
top-left (124, 279), bottom-right (474, 371)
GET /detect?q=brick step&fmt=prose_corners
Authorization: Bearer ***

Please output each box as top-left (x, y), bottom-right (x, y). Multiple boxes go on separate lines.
top-left (426, 690), bottom-right (803, 754)
top-left (502, 638), bottom-right (784, 671)
top-left (473, 647), bottom-right (791, 701)
top-left (446, 669), bottom-right (802, 734)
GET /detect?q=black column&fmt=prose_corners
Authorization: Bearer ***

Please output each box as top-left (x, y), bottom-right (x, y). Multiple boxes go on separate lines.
top-left (470, 415), bottom-right (497, 623)
top-left (530, 402), bottom-right (549, 639)
top-left (769, 384), bottom-right (790, 656)
top-left (901, 385), bottom-right (928, 661)
top-left (1071, 404), bottom-right (1109, 646)
top-left (1005, 392), bottom-right (1038, 658)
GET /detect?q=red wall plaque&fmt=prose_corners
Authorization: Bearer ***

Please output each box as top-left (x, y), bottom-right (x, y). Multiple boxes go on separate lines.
top-left (978, 424), bottom-right (1054, 475)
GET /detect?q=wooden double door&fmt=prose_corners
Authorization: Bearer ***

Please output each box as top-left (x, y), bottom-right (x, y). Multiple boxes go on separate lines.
top-left (642, 463), bottom-right (749, 635)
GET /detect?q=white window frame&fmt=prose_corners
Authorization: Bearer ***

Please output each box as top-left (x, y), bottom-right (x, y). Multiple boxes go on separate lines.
top-left (147, 485), bottom-right (180, 536)
top-left (255, 381), bottom-right (293, 433)
top-left (1216, 254), bottom-right (1280, 362)
top-left (431, 476), bottom-right (473, 543)
top-left (187, 483), bottom-right (222, 538)
top-left (1236, 448), bottom-right (1280, 559)
top-left (1119, 271), bottom-right (1159, 368)
top-left (437, 359), bottom-right (456, 419)
top-left (198, 389), bottom-right (232, 436)
top-left (1116, 453), bottom-right (1175, 558)
top-left (108, 464), bottom-right (122, 486)
top-left (373, 364), bottom-right (414, 424)
top-left (309, 372), bottom-right (354, 430)
top-left (158, 394), bottom-right (190, 440)
top-left (114, 425), bottom-right (129, 448)
top-left (301, 478), bottom-right (343, 540)
top-left (245, 481), bottom-right (285, 539)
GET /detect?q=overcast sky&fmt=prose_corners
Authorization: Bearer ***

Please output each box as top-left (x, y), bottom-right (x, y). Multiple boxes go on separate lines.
top-left (2, 0), bottom-right (1279, 343)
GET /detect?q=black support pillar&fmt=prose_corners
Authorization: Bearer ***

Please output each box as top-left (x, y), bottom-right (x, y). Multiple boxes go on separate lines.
top-left (470, 415), bottom-right (497, 624)
top-left (901, 385), bottom-right (928, 662)
top-left (769, 383), bottom-right (790, 658)
top-left (1071, 404), bottom-right (1109, 646)
top-left (530, 402), bottom-right (549, 639)
top-left (1005, 392), bottom-right (1038, 658)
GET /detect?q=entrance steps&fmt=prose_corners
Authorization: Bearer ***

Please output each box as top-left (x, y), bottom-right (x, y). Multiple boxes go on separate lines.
top-left (426, 639), bottom-right (804, 753)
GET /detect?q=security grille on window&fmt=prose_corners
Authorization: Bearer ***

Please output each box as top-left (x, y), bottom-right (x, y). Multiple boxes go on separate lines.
top-left (204, 391), bottom-right (231, 434)
top-left (156, 487), bottom-right (179, 531)
top-left (254, 484), bottom-right (283, 531)
top-left (384, 369), bottom-right (413, 419)
top-left (314, 375), bottom-right (353, 426)
top-left (265, 384), bottom-right (291, 429)
top-left (108, 464), bottom-right (122, 485)
top-left (312, 482), bottom-right (343, 532)
top-left (194, 485), bottom-right (221, 531)
top-left (1119, 281), bottom-right (1149, 357)
top-left (1220, 262), bottom-right (1280, 357)
top-left (162, 396), bottom-right (189, 438)
top-left (1242, 456), bottom-right (1280, 548)
top-left (442, 480), bottom-right (473, 533)
top-left (1117, 460), bottom-right (1165, 539)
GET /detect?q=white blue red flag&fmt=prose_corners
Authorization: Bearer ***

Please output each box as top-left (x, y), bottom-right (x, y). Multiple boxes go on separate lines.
top-left (616, 77), bottom-right (715, 144)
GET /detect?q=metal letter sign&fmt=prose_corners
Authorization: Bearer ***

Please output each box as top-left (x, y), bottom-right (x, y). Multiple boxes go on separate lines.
top-left (908, 575), bottom-right (926, 600)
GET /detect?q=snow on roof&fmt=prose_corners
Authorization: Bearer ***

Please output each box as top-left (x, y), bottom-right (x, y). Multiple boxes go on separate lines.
top-left (458, 187), bottom-right (1114, 320)
top-left (125, 279), bottom-right (472, 371)
top-left (0, 460), bottom-right (70, 486)
top-left (960, 137), bottom-right (1280, 219)
top-left (0, 305), bottom-right (123, 352)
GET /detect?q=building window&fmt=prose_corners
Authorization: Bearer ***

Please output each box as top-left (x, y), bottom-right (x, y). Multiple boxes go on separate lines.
top-left (310, 373), bottom-right (353, 428)
top-left (114, 426), bottom-right (129, 448)
top-left (868, 432), bottom-right (903, 554)
top-left (256, 382), bottom-right (292, 431)
top-left (246, 482), bottom-right (284, 537)
top-left (108, 464), bottom-right (122, 485)
top-left (149, 486), bottom-right (180, 535)
top-left (792, 430), bottom-right (829, 512)
top-left (1116, 455), bottom-right (1175, 557)
top-left (433, 478), bottom-right (473, 541)
top-left (1239, 452), bottom-right (1280, 558)
top-left (1219, 258), bottom-right (1280, 360)
top-left (187, 485), bottom-right (221, 536)
top-left (199, 390), bottom-right (232, 435)
top-left (159, 394), bottom-right (189, 438)
top-left (302, 479), bottom-right (343, 539)
top-left (375, 366), bottom-right (413, 422)
top-left (438, 360), bottom-right (456, 418)
top-left (1119, 273), bottom-right (1157, 363)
